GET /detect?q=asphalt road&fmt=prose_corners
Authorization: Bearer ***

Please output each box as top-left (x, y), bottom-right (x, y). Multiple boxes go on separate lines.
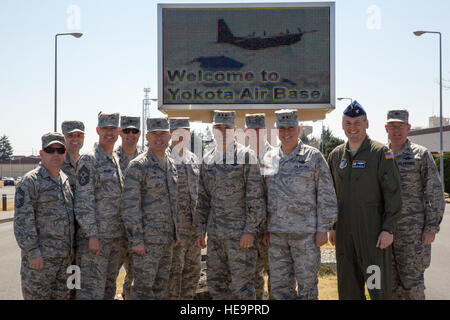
top-left (0, 220), bottom-right (22, 300)
top-left (0, 204), bottom-right (449, 300)
top-left (425, 204), bottom-right (450, 300)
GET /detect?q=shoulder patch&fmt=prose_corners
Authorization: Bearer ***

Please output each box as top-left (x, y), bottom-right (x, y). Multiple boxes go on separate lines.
top-left (78, 165), bottom-right (90, 186)
top-left (15, 187), bottom-right (25, 208)
top-left (385, 151), bottom-right (394, 160)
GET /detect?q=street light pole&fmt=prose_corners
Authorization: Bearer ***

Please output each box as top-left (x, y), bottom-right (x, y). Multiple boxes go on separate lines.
top-left (414, 30), bottom-right (444, 190)
top-left (337, 97), bottom-right (353, 105)
top-left (54, 32), bottom-right (83, 132)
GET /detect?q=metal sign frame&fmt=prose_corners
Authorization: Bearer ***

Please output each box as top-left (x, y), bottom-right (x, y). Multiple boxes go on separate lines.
top-left (158, 2), bottom-right (335, 111)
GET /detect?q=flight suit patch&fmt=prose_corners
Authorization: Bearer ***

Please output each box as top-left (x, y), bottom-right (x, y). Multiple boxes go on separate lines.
top-left (385, 151), bottom-right (394, 160)
top-left (352, 160), bottom-right (366, 168)
top-left (339, 160), bottom-right (347, 169)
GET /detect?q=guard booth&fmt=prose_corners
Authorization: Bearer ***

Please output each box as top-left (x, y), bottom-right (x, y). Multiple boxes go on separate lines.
top-left (157, 2), bottom-right (335, 143)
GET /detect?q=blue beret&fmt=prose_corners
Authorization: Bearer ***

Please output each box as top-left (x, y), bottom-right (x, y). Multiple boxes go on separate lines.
top-left (343, 100), bottom-right (366, 117)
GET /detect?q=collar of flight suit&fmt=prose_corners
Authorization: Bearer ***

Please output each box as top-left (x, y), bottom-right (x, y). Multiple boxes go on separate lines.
top-left (344, 135), bottom-right (371, 158)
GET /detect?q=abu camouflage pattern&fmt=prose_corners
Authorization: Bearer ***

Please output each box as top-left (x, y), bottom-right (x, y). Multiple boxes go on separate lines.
top-left (114, 145), bottom-right (143, 174)
top-left (167, 147), bottom-right (201, 299)
top-left (14, 164), bottom-right (74, 300)
top-left (74, 143), bottom-right (124, 239)
top-left (14, 165), bottom-right (74, 259)
top-left (261, 140), bottom-right (338, 234)
top-left (195, 141), bottom-right (266, 239)
top-left (121, 149), bottom-right (178, 299)
top-left (74, 143), bottom-right (123, 300)
top-left (121, 149), bottom-right (178, 247)
top-left (392, 139), bottom-right (445, 300)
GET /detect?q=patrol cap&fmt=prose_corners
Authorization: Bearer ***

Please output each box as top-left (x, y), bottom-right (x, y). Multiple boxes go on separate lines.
top-left (98, 112), bottom-right (120, 127)
top-left (213, 110), bottom-right (235, 127)
top-left (61, 120), bottom-right (85, 135)
top-left (120, 116), bottom-right (141, 130)
top-left (387, 109), bottom-right (409, 123)
top-left (42, 132), bottom-right (66, 148)
top-left (169, 117), bottom-right (190, 130)
top-left (245, 113), bottom-right (266, 129)
top-left (343, 100), bottom-right (367, 118)
top-left (147, 116), bottom-right (169, 132)
top-left (275, 109), bottom-right (298, 127)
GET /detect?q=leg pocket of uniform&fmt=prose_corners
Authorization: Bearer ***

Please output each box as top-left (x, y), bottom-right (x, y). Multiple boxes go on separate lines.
top-left (417, 243), bottom-right (431, 273)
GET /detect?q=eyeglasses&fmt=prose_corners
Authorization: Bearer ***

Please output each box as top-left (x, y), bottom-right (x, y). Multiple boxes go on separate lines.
top-left (43, 146), bottom-right (66, 154)
top-left (123, 128), bottom-right (140, 134)
top-left (387, 124), bottom-right (407, 130)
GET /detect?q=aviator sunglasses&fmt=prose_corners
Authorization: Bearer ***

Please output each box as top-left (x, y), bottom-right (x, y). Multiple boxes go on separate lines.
top-left (123, 128), bottom-right (140, 134)
top-left (43, 146), bottom-right (66, 154)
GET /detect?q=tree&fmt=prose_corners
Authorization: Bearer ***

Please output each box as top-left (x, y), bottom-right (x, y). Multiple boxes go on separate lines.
top-left (319, 126), bottom-right (345, 159)
top-left (300, 132), bottom-right (320, 150)
top-left (0, 135), bottom-right (13, 161)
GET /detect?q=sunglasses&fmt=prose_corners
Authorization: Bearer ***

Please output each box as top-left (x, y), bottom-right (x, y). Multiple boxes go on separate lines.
top-left (123, 128), bottom-right (140, 134)
top-left (43, 146), bottom-right (66, 154)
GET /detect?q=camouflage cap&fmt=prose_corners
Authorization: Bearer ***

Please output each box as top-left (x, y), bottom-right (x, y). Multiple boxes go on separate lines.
top-left (343, 100), bottom-right (367, 118)
top-left (387, 109), bottom-right (409, 123)
top-left (275, 109), bottom-right (298, 127)
top-left (147, 116), bottom-right (169, 132)
top-left (61, 120), bottom-right (85, 135)
top-left (98, 112), bottom-right (120, 127)
top-left (245, 113), bottom-right (266, 129)
top-left (120, 116), bottom-right (141, 130)
top-left (42, 132), bottom-right (66, 148)
top-left (169, 117), bottom-right (190, 130)
top-left (213, 110), bottom-right (235, 127)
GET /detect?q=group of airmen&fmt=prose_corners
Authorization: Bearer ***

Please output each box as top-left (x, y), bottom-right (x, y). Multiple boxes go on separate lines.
top-left (13, 100), bottom-right (445, 300)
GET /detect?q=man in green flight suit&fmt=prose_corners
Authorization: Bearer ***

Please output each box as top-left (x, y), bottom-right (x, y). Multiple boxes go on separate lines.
top-left (327, 101), bottom-right (402, 300)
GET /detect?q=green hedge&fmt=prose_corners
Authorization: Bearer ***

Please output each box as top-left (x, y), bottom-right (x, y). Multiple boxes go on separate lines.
top-left (433, 153), bottom-right (449, 192)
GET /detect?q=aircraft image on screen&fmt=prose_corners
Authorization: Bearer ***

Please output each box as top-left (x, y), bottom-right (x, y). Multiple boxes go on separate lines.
top-left (217, 19), bottom-right (317, 50)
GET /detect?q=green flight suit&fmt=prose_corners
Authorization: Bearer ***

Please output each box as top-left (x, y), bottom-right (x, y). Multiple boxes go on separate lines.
top-left (327, 136), bottom-right (402, 300)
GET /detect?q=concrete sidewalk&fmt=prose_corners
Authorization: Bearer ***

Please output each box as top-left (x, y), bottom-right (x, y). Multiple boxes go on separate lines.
top-left (0, 210), bottom-right (14, 224)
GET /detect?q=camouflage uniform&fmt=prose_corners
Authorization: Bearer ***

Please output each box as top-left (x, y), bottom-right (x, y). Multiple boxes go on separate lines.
top-left (14, 133), bottom-right (74, 300)
top-left (387, 111), bottom-right (445, 300)
top-left (245, 113), bottom-right (273, 300)
top-left (61, 120), bottom-right (85, 300)
top-left (62, 154), bottom-right (78, 192)
top-left (167, 117), bottom-right (202, 300)
top-left (254, 141), bottom-right (274, 300)
top-left (262, 110), bottom-right (338, 300)
top-left (195, 111), bottom-right (266, 300)
top-left (74, 112), bottom-right (123, 300)
top-left (114, 115), bottom-right (143, 300)
top-left (121, 117), bottom-right (178, 300)
top-left (61, 120), bottom-right (85, 192)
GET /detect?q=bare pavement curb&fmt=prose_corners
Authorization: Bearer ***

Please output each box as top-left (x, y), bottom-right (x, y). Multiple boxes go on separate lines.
top-left (0, 210), bottom-right (14, 224)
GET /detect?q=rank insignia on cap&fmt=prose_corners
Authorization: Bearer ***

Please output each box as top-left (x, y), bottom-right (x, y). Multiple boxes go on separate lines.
top-left (352, 160), bottom-right (366, 168)
top-left (339, 159), bottom-right (347, 169)
top-left (385, 151), bottom-right (394, 160)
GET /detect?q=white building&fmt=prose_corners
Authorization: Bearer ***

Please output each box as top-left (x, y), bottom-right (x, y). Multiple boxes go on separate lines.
top-left (408, 125), bottom-right (450, 153)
